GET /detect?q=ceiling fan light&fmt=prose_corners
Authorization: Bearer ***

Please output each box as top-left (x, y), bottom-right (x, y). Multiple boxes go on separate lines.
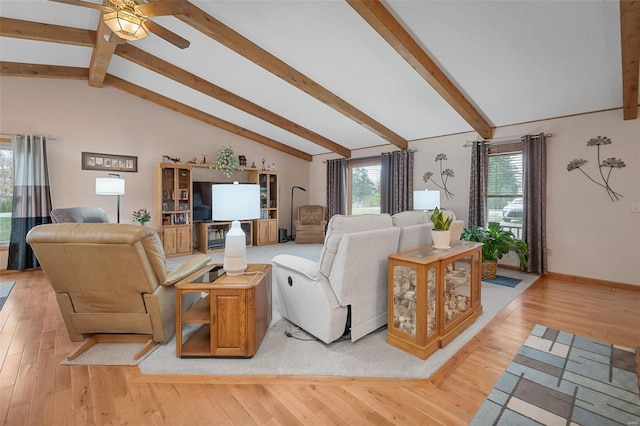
top-left (104, 10), bottom-right (149, 41)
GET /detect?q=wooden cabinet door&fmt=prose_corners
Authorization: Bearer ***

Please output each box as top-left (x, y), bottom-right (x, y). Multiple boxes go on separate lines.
top-left (210, 289), bottom-right (246, 356)
top-left (176, 226), bottom-right (191, 254)
top-left (163, 227), bottom-right (177, 256)
top-left (267, 219), bottom-right (278, 244)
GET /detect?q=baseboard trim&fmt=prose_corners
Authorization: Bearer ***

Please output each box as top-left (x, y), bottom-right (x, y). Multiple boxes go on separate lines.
top-left (545, 272), bottom-right (640, 293)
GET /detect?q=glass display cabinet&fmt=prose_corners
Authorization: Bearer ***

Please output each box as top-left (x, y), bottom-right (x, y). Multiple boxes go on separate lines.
top-left (387, 241), bottom-right (482, 359)
top-left (155, 164), bottom-right (192, 256)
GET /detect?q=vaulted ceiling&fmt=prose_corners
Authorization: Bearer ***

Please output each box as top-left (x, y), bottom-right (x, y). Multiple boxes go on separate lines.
top-left (1, 0), bottom-right (639, 161)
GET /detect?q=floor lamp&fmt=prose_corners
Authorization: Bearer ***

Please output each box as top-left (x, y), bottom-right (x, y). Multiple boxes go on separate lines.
top-left (289, 186), bottom-right (306, 241)
top-left (96, 174), bottom-right (125, 223)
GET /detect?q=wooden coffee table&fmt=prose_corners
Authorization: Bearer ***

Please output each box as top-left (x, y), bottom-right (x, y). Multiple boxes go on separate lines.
top-left (175, 263), bottom-right (272, 357)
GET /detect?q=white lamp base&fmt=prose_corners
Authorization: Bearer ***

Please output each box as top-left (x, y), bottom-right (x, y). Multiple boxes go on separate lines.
top-left (223, 220), bottom-right (247, 276)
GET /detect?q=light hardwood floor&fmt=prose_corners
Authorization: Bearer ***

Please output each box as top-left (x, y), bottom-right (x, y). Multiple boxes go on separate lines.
top-left (1, 269), bottom-right (639, 425)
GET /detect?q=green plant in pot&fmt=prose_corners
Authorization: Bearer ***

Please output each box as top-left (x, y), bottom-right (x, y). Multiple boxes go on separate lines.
top-left (429, 207), bottom-right (453, 249)
top-left (461, 222), bottom-right (528, 279)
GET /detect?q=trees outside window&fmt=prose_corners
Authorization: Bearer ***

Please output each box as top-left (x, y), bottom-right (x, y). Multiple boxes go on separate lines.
top-left (348, 162), bottom-right (381, 215)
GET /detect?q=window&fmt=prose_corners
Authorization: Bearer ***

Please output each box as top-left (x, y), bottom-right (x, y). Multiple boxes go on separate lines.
top-left (0, 141), bottom-right (13, 245)
top-left (486, 143), bottom-right (523, 238)
top-left (347, 159), bottom-right (381, 215)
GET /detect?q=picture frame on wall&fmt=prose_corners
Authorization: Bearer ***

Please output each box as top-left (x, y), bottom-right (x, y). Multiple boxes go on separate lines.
top-left (82, 152), bottom-right (138, 173)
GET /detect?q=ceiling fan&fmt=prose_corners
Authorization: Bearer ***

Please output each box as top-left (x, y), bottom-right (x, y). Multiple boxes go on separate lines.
top-left (49, 0), bottom-right (190, 49)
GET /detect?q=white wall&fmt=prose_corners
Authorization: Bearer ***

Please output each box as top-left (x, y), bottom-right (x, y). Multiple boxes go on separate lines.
top-left (0, 77), bottom-right (311, 268)
top-left (311, 109), bottom-right (640, 285)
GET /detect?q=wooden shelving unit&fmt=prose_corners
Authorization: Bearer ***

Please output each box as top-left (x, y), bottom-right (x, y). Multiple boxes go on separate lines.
top-left (154, 164), bottom-right (192, 256)
top-left (197, 221), bottom-right (253, 253)
top-left (249, 170), bottom-right (279, 246)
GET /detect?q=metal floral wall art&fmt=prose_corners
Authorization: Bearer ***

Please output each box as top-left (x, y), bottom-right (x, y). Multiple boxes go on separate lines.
top-left (567, 136), bottom-right (625, 202)
top-left (423, 153), bottom-right (455, 199)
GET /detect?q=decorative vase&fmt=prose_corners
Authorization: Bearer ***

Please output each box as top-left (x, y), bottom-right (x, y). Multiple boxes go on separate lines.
top-left (431, 229), bottom-right (451, 249)
top-left (482, 260), bottom-right (498, 279)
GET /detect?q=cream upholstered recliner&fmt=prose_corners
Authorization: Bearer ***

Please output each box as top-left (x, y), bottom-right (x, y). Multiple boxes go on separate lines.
top-left (26, 223), bottom-right (212, 360)
top-left (294, 205), bottom-right (327, 244)
top-left (391, 211), bottom-right (434, 252)
top-left (273, 214), bottom-right (400, 344)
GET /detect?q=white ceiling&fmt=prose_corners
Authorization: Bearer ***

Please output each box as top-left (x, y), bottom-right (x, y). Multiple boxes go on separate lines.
top-left (0, 0), bottom-right (636, 158)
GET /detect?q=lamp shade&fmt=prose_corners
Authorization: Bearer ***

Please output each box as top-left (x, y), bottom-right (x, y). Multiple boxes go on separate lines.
top-left (96, 177), bottom-right (125, 195)
top-left (414, 190), bottom-right (440, 210)
top-left (212, 183), bottom-right (260, 221)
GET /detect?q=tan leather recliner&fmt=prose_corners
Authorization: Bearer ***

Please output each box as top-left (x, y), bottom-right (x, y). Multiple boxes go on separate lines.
top-left (26, 223), bottom-right (212, 359)
top-left (294, 205), bottom-right (327, 244)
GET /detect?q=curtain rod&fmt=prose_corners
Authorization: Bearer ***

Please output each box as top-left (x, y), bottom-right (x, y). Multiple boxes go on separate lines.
top-left (322, 149), bottom-right (417, 163)
top-left (0, 133), bottom-right (56, 141)
top-left (463, 133), bottom-right (551, 148)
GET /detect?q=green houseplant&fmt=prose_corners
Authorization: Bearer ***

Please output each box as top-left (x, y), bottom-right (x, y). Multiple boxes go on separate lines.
top-left (461, 222), bottom-right (528, 279)
top-left (429, 207), bottom-right (453, 249)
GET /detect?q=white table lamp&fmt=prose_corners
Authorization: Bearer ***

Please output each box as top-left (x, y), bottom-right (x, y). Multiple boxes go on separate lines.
top-left (212, 182), bottom-right (260, 276)
top-left (96, 174), bottom-right (125, 223)
top-left (413, 189), bottom-right (440, 212)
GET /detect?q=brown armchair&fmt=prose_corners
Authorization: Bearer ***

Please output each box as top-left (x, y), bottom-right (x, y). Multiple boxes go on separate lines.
top-left (26, 223), bottom-right (213, 360)
top-left (294, 205), bottom-right (327, 244)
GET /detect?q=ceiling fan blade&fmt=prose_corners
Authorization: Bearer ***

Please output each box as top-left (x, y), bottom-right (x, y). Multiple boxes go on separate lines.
top-left (48, 0), bottom-right (109, 11)
top-left (145, 20), bottom-right (190, 49)
top-left (137, 1), bottom-right (189, 17)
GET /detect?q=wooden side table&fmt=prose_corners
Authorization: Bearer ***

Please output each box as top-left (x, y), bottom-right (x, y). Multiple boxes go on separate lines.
top-left (175, 264), bottom-right (272, 357)
top-left (387, 241), bottom-right (482, 359)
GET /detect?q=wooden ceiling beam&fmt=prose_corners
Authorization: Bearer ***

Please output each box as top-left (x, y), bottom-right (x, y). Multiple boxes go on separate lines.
top-left (0, 18), bottom-right (334, 158)
top-left (88, 18), bottom-right (121, 88)
top-left (103, 75), bottom-right (312, 161)
top-left (114, 44), bottom-right (351, 157)
top-left (620, 0), bottom-right (640, 120)
top-left (177, 3), bottom-right (408, 150)
top-left (347, 0), bottom-right (494, 139)
top-left (0, 61), bottom-right (89, 80)
top-left (0, 17), bottom-right (94, 47)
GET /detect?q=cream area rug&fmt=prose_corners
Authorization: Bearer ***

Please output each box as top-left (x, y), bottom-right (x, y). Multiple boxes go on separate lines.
top-left (62, 242), bottom-right (538, 375)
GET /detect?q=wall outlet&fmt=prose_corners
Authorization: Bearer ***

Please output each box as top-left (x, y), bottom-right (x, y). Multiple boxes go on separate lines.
top-left (547, 248), bottom-right (553, 256)
top-left (632, 202), bottom-right (640, 213)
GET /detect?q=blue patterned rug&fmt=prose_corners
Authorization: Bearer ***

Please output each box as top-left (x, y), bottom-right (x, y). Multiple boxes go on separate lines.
top-left (472, 325), bottom-right (640, 425)
top-left (0, 281), bottom-right (15, 310)
top-left (483, 275), bottom-right (522, 287)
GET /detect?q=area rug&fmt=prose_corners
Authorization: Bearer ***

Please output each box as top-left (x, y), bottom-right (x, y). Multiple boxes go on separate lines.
top-left (0, 281), bottom-right (15, 310)
top-left (61, 342), bottom-right (157, 366)
top-left (483, 275), bottom-right (522, 287)
top-left (139, 270), bottom-right (539, 378)
top-left (471, 324), bottom-right (640, 425)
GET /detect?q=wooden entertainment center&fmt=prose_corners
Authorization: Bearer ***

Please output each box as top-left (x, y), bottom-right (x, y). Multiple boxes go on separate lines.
top-left (154, 163), bottom-right (279, 256)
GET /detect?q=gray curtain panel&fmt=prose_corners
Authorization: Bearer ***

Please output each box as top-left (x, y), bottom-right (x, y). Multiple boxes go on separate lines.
top-left (468, 141), bottom-right (488, 228)
top-left (8, 135), bottom-right (52, 271)
top-left (522, 133), bottom-right (547, 274)
top-left (326, 158), bottom-right (347, 219)
top-left (380, 150), bottom-right (414, 215)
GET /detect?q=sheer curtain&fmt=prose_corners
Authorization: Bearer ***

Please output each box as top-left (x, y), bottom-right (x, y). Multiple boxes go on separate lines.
top-left (468, 141), bottom-right (488, 228)
top-left (522, 133), bottom-right (547, 274)
top-left (8, 135), bottom-right (52, 271)
top-left (326, 158), bottom-right (347, 219)
top-left (380, 150), bottom-right (414, 215)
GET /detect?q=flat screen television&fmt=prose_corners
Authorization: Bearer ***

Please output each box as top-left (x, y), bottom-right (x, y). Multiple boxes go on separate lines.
top-left (192, 181), bottom-right (216, 221)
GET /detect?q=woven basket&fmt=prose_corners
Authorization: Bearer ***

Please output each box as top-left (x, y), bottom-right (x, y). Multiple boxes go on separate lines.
top-left (482, 260), bottom-right (498, 279)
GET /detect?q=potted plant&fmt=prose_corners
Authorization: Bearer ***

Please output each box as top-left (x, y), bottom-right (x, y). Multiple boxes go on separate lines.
top-left (210, 146), bottom-right (239, 178)
top-left (461, 222), bottom-right (528, 279)
top-left (429, 207), bottom-right (453, 249)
